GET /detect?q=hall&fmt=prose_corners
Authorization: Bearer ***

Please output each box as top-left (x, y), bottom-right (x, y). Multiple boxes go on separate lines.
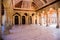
top-left (0, 0), bottom-right (60, 40)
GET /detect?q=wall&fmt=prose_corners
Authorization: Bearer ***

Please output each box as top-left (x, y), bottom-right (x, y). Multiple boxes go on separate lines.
top-left (3, 0), bottom-right (37, 25)
top-left (11, 11), bottom-right (36, 25)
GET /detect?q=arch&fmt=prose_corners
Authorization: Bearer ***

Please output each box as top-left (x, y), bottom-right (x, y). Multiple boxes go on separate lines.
top-left (22, 16), bottom-right (25, 24)
top-left (32, 13), bottom-right (34, 16)
top-left (49, 8), bottom-right (56, 14)
top-left (13, 13), bottom-right (20, 16)
top-left (15, 16), bottom-right (19, 25)
top-left (24, 13), bottom-right (28, 16)
top-left (13, 13), bottom-right (20, 25)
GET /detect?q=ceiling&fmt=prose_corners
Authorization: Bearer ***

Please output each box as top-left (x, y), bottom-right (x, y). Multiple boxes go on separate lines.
top-left (12, 0), bottom-right (56, 11)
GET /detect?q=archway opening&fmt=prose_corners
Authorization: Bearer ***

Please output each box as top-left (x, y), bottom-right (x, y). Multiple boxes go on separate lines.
top-left (15, 16), bottom-right (19, 25)
top-left (22, 16), bottom-right (25, 24)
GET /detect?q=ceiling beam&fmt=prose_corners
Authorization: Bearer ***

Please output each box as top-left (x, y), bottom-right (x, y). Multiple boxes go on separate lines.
top-left (36, 0), bottom-right (60, 11)
top-left (40, 0), bottom-right (46, 4)
top-left (34, 0), bottom-right (44, 9)
top-left (37, 0), bottom-right (43, 6)
top-left (32, 2), bottom-right (38, 9)
top-left (38, 0), bottom-right (44, 7)
top-left (33, 0), bottom-right (40, 8)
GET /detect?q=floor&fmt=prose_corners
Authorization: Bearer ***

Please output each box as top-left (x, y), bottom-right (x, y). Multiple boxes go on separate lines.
top-left (2, 24), bottom-right (60, 40)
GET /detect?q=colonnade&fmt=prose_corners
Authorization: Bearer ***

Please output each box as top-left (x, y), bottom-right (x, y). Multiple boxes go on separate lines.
top-left (37, 8), bottom-right (60, 28)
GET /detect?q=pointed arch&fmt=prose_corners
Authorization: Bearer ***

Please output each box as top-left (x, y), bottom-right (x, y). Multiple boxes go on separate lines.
top-left (13, 13), bottom-right (20, 25)
top-left (13, 13), bottom-right (20, 16)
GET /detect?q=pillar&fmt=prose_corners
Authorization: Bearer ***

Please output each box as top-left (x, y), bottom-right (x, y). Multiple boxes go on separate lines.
top-left (39, 13), bottom-right (42, 25)
top-left (32, 16), bottom-right (34, 24)
top-left (0, 0), bottom-right (1, 28)
top-left (44, 13), bottom-right (46, 26)
top-left (19, 16), bottom-right (21, 25)
top-left (0, 0), bottom-right (3, 40)
top-left (36, 13), bottom-right (39, 25)
top-left (56, 9), bottom-right (59, 28)
top-left (26, 16), bottom-right (28, 24)
top-left (56, 1), bottom-right (60, 28)
top-left (46, 12), bottom-right (48, 26)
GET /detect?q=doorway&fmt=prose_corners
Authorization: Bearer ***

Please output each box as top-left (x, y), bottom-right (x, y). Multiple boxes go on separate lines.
top-left (15, 16), bottom-right (19, 25)
top-left (22, 16), bottom-right (25, 24)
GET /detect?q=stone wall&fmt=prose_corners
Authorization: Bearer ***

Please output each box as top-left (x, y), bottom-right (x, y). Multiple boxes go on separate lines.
top-left (10, 11), bottom-right (36, 25)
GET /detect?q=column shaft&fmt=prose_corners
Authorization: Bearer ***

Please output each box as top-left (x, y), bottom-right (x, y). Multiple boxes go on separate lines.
top-left (56, 9), bottom-right (59, 28)
top-left (46, 13), bottom-right (48, 26)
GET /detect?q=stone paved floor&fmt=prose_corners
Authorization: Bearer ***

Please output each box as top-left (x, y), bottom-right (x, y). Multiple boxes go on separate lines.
top-left (2, 24), bottom-right (60, 40)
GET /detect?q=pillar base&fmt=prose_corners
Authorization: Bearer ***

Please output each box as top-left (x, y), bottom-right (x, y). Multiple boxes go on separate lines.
top-left (56, 25), bottom-right (59, 28)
